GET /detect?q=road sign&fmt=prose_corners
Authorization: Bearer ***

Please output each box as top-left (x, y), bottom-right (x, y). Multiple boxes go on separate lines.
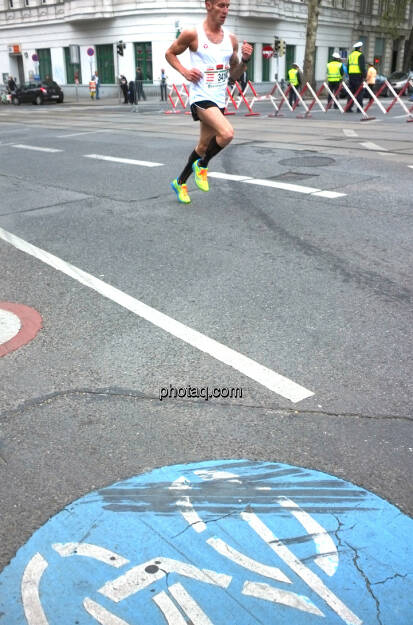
top-left (0, 302), bottom-right (42, 357)
top-left (262, 45), bottom-right (273, 59)
top-left (87, 47), bottom-right (94, 57)
top-left (32, 54), bottom-right (38, 62)
top-left (1, 460), bottom-right (412, 624)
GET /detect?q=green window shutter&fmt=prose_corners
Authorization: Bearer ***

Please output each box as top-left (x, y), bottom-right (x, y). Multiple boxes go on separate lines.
top-left (36, 48), bottom-right (52, 81)
top-left (134, 42), bottom-right (153, 82)
top-left (96, 44), bottom-right (115, 84)
top-left (64, 47), bottom-right (82, 84)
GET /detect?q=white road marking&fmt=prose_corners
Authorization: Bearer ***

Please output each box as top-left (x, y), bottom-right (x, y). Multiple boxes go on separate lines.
top-left (242, 177), bottom-right (347, 199)
top-left (12, 144), bottom-right (62, 153)
top-left (243, 581), bottom-right (324, 616)
top-left (277, 497), bottom-right (338, 576)
top-left (153, 590), bottom-right (188, 625)
top-left (408, 165), bottom-right (413, 169)
top-left (0, 227), bottom-right (315, 402)
top-left (360, 141), bottom-right (387, 151)
top-left (168, 583), bottom-right (215, 625)
top-left (242, 178), bottom-right (319, 194)
top-left (83, 598), bottom-right (133, 625)
top-left (99, 558), bottom-right (231, 602)
top-left (84, 153), bottom-right (163, 167)
top-left (208, 172), bottom-right (252, 182)
top-left (207, 537), bottom-right (291, 583)
top-left (52, 542), bottom-right (129, 567)
top-left (21, 553), bottom-right (49, 625)
top-left (57, 130), bottom-right (109, 138)
top-left (0, 309), bottom-right (21, 343)
top-left (343, 129), bottom-right (358, 137)
top-left (312, 190), bottom-right (347, 199)
top-left (194, 470), bottom-right (240, 481)
top-left (241, 511), bottom-right (362, 625)
top-left (176, 495), bottom-right (207, 533)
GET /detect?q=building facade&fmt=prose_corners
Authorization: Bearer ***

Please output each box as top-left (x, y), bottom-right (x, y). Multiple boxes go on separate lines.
top-left (1, 0), bottom-right (412, 94)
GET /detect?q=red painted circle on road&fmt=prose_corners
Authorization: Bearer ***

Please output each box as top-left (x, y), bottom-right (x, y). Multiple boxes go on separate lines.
top-left (0, 302), bottom-right (42, 357)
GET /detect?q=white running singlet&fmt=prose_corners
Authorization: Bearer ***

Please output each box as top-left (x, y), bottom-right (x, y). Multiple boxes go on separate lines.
top-left (189, 23), bottom-right (234, 108)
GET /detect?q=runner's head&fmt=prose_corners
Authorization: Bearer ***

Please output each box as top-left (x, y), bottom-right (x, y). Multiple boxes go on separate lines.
top-left (205, 0), bottom-right (230, 24)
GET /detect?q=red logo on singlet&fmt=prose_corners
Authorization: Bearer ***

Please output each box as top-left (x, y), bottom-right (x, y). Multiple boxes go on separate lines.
top-left (203, 44), bottom-right (208, 48)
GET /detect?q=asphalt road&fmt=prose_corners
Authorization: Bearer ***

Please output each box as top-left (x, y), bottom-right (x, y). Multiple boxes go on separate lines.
top-left (0, 101), bottom-right (412, 574)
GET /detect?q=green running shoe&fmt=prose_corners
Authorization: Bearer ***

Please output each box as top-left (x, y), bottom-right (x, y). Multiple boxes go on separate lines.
top-left (192, 159), bottom-right (209, 192)
top-left (171, 178), bottom-right (191, 204)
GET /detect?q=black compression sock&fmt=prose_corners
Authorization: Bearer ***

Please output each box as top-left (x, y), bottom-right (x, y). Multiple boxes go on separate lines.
top-left (177, 150), bottom-right (201, 185)
top-left (198, 137), bottom-right (223, 167)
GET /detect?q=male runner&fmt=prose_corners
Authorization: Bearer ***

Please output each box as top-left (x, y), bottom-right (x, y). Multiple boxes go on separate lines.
top-left (165, 0), bottom-right (253, 203)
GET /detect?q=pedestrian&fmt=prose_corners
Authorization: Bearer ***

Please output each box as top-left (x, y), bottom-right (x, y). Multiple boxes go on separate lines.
top-left (346, 42), bottom-right (366, 112)
top-left (135, 67), bottom-right (146, 101)
top-left (159, 68), bottom-right (168, 101)
top-left (119, 75), bottom-right (128, 103)
top-left (288, 63), bottom-right (301, 107)
top-left (366, 62), bottom-right (377, 98)
top-left (7, 75), bottom-right (16, 93)
top-left (128, 80), bottom-right (135, 104)
top-left (165, 0), bottom-right (253, 204)
top-left (326, 52), bottom-right (344, 109)
top-left (93, 70), bottom-right (100, 99)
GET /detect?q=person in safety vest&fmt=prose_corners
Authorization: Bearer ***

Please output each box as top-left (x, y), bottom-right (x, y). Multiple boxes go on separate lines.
top-left (346, 41), bottom-right (366, 112)
top-left (288, 63), bottom-right (302, 107)
top-left (326, 52), bottom-right (344, 109)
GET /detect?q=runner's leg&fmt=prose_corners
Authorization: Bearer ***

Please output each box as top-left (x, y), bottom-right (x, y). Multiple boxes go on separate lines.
top-left (195, 106), bottom-right (234, 167)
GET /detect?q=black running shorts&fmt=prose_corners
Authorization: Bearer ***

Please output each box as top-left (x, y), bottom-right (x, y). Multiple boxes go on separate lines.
top-left (190, 100), bottom-right (226, 121)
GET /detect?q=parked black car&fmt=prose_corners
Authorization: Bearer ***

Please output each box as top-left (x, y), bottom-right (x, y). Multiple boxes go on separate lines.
top-left (12, 80), bottom-right (64, 105)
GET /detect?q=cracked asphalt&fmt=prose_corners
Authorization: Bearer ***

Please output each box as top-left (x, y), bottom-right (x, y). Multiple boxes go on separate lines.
top-left (0, 102), bottom-right (412, 576)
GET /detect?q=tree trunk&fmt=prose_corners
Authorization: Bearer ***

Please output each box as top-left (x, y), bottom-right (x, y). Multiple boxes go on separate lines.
top-left (403, 25), bottom-right (413, 71)
top-left (303, 0), bottom-right (322, 87)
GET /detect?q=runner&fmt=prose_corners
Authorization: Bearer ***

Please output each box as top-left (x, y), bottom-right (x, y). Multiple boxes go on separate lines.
top-left (165, 0), bottom-right (253, 204)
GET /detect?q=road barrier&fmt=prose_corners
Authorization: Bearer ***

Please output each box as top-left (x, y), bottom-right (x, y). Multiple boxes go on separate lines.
top-left (164, 79), bottom-right (413, 123)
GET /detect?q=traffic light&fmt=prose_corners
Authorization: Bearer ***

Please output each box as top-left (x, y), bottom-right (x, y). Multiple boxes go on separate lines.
top-left (274, 37), bottom-right (280, 55)
top-left (279, 40), bottom-right (286, 57)
top-left (117, 41), bottom-right (126, 56)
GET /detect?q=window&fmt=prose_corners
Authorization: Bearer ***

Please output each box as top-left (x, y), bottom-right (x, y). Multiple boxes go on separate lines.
top-left (64, 47), bottom-right (82, 84)
top-left (9, 0), bottom-right (14, 7)
top-left (134, 42), bottom-right (153, 83)
top-left (360, 0), bottom-right (373, 14)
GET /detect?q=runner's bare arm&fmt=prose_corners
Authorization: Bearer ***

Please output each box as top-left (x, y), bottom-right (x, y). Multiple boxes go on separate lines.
top-left (165, 29), bottom-right (202, 83)
top-left (229, 36), bottom-right (253, 80)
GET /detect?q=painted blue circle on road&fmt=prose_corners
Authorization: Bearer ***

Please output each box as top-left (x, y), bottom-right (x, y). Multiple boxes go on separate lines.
top-left (1, 460), bottom-right (412, 625)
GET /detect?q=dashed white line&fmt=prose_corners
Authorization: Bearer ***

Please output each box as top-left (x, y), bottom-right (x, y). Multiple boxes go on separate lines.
top-left (360, 141), bottom-right (387, 151)
top-left (84, 154), bottom-right (163, 167)
top-left (11, 144), bottom-right (62, 153)
top-left (343, 129), bottom-right (358, 137)
top-left (0, 226), bottom-right (315, 402)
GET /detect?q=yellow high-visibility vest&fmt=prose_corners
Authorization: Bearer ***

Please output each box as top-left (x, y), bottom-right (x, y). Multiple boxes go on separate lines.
top-left (288, 68), bottom-right (299, 86)
top-left (348, 50), bottom-right (362, 74)
top-left (327, 61), bottom-right (342, 82)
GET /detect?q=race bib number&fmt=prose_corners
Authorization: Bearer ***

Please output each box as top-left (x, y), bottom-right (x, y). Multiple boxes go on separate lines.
top-left (205, 68), bottom-right (229, 88)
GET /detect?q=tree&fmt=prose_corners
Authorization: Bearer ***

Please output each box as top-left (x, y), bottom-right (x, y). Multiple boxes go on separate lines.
top-left (303, 0), bottom-right (322, 87)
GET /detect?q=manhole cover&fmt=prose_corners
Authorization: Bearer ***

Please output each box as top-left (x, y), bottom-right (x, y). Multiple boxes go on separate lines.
top-left (269, 171), bottom-right (318, 182)
top-left (279, 156), bottom-right (335, 167)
